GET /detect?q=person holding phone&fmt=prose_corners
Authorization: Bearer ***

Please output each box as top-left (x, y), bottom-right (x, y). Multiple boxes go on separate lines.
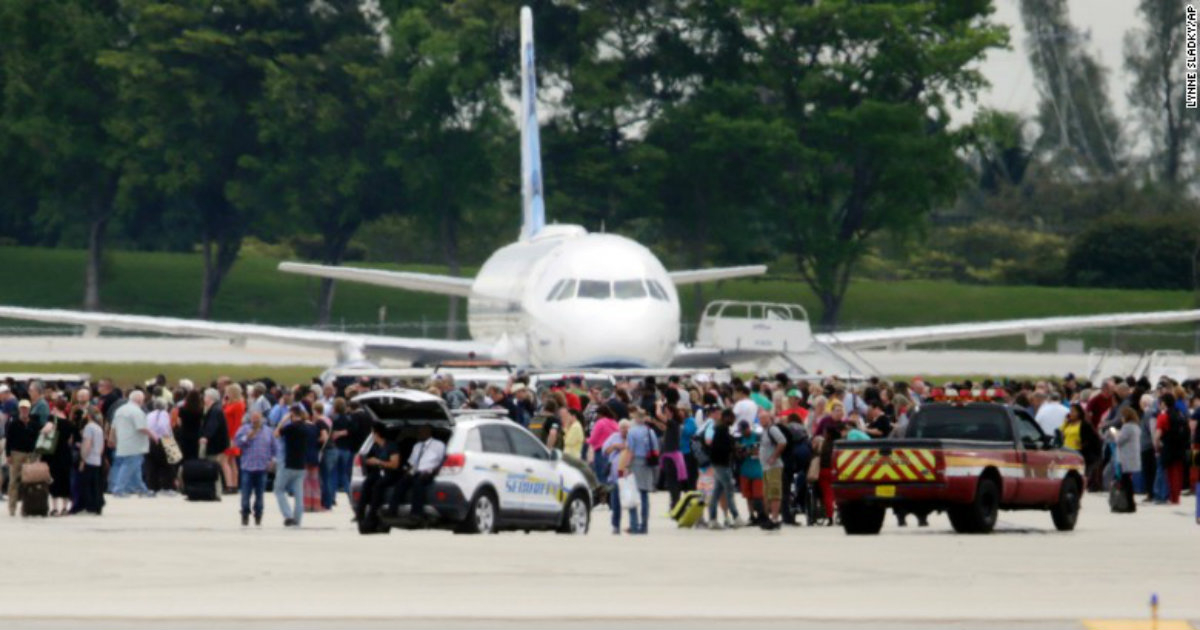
top-left (273, 405), bottom-right (314, 527)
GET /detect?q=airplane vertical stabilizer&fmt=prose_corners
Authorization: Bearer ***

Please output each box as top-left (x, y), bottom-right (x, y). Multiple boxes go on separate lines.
top-left (519, 6), bottom-right (546, 240)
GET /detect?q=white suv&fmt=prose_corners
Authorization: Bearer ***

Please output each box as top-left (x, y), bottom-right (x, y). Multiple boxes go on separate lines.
top-left (350, 389), bottom-right (593, 535)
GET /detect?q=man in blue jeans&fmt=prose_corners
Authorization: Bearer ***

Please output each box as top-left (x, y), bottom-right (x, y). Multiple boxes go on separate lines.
top-left (274, 405), bottom-right (315, 527)
top-left (235, 410), bottom-right (274, 526)
top-left (110, 391), bottom-right (155, 497)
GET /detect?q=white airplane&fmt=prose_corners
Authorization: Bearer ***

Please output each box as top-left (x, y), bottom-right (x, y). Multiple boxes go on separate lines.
top-left (2, 7), bottom-right (1200, 370)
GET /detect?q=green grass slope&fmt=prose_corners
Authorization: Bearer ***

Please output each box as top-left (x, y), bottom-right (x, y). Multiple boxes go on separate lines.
top-left (0, 246), bottom-right (1194, 334)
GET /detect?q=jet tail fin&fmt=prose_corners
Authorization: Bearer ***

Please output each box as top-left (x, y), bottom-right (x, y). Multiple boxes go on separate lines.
top-left (519, 6), bottom-right (546, 240)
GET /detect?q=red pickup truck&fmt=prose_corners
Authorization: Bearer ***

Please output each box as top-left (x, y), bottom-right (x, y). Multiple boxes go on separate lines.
top-left (832, 402), bottom-right (1085, 534)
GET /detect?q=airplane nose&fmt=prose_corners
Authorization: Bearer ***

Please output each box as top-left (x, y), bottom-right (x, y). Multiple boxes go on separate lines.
top-left (579, 306), bottom-right (677, 366)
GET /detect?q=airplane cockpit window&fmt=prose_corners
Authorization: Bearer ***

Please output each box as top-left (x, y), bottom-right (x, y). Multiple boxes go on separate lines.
top-left (613, 279), bottom-right (647, 300)
top-left (551, 279), bottom-right (577, 301)
top-left (545, 279), bottom-right (565, 301)
top-left (577, 280), bottom-right (611, 299)
top-left (646, 279), bottom-right (669, 301)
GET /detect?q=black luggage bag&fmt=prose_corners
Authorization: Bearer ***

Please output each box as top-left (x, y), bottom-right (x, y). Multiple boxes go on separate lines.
top-left (181, 459), bottom-right (221, 502)
top-left (21, 482), bottom-right (50, 517)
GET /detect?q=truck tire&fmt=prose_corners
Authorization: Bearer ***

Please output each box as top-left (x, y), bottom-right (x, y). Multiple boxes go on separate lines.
top-left (948, 477), bottom-right (999, 534)
top-left (1050, 476), bottom-right (1080, 531)
top-left (840, 503), bottom-right (886, 535)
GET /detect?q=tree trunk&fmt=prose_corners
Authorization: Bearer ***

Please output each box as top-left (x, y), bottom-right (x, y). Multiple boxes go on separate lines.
top-left (317, 278), bottom-right (337, 327)
top-left (315, 235), bottom-right (350, 326)
top-left (818, 290), bottom-right (843, 331)
top-left (198, 234), bottom-right (242, 320)
top-left (441, 208), bottom-right (460, 340)
top-left (83, 216), bottom-right (108, 311)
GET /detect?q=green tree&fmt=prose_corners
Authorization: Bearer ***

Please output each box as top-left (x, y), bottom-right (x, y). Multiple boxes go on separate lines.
top-left (0, 0), bottom-right (125, 310)
top-left (1065, 215), bottom-right (1199, 290)
top-left (99, 0), bottom-right (324, 319)
top-left (667, 0), bottom-right (1006, 327)
top-left (244, 3), bottom-right (399, 325)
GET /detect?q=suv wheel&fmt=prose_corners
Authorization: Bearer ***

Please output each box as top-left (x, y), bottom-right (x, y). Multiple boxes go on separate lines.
top-left (557, 492), bottom-right (590, 534)
top-left (460, 490), bottom-right (498, 534)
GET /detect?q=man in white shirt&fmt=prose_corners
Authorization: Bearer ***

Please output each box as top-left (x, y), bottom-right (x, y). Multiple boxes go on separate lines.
top-left (389, 425), bottom-right (445, 522)
top-left (732, 386), bottom-right (758, 431)
top-left (1035, 392), bottom-right (1070, 437)
top-left (111, 391), bottom-right (156, 497)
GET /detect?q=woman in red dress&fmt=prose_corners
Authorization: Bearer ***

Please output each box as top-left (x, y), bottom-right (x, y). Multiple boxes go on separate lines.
top-left (222, 383), bottom-right (246, 493)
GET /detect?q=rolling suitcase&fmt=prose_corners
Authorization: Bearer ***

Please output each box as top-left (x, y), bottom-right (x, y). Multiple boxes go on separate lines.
top-left (669, 490), bottom-right (705, 528)
top-left (21, 483), bottom-right (49, 517)
top-left (675, 495), bottom-right (706, 528)
top-left (181, 459), bottom-right (221, 502)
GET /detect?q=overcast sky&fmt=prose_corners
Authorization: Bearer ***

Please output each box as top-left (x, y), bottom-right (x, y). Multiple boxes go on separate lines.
top-left (954, 0), bottom-right (1141, 128)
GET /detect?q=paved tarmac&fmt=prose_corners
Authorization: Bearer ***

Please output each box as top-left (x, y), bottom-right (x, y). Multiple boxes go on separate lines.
top-left (0, 489), bottom-right (1196, 629)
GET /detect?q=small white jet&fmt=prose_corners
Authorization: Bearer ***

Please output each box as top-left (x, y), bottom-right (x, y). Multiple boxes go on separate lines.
top-left (2, 7), bottom-right (1199, 369)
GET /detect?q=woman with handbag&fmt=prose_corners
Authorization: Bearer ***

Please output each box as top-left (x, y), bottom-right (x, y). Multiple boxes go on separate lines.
top-left (1112, 406), bottom-right (1141, 513)
top-left (602, 420), bottom-right (632, 534)
top-left (42, 399), bottom-right (77, 516)
top-left (626, 411), bottom-right (658, 534)
top-left (145, 399), bottom-right (179, 495)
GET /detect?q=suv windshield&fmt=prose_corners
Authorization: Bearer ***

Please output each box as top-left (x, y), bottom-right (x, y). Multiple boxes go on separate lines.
top-left (908, 405), bottom-right (1013, 442)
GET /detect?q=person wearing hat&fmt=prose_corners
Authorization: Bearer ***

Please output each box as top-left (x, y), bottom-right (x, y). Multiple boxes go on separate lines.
top-left (5, 400), bottom-right (38, 516)
top-left (777, 389), bottom-right (808, 422)
top-left (509, 383), bottom-right (533, 427)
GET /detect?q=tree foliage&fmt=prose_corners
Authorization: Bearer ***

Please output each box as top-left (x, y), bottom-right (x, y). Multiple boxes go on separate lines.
top-left (0, 0), bottom-right (124, 309)
top-left (1065, 215), bottom-right (1199, 290)
top-left (16, 0), bottom-right (1195, 333)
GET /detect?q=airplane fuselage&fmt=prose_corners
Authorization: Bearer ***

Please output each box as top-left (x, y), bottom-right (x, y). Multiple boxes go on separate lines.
top-left (468, 225), bottom-right (681, 368)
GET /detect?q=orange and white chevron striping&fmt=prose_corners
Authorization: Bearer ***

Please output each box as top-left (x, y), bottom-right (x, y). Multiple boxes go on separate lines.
top-left (836, 448), bottom-right (938, 483)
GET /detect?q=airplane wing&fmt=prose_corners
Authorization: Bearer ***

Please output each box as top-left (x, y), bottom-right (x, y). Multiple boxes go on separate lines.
top-left (668, 265), bottom-right (767, 286)
top-left (816, 309), bottom-right (1200, 351)
top-left (277, 262), bottom-right (473, 298)
top-left (0, 306), bottom-right (491, 365)
top-left (668, 345), bottom-right (772, 368)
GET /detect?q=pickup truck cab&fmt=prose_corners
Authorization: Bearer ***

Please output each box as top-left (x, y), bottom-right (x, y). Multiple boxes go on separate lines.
top-left (350, 389), bottom-right (593, 535)
top-left (832, 402), bottom-right (1085, 535)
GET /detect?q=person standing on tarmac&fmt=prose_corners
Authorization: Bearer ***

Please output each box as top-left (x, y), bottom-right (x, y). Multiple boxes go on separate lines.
top-left (6, 400), bottom-right (37, 516)
top-left (1113, 406), bottom-right (1141, 513)
top-left (235, 411), bottom-right (274, 526)
top-left (706, 409), bottom-right (742, 529)
top-left (273, 405), bottom-right (313, 527)
top-left (758, 409), bottom-right (788, 530)
top-left (626, 411), bottom-right (657, 534)
top-left (602, 419), bottom-right (631, 534)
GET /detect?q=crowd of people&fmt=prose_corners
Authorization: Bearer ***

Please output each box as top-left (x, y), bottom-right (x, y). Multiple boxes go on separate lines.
top-left (2, 369), bottom-right (1198, 530)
